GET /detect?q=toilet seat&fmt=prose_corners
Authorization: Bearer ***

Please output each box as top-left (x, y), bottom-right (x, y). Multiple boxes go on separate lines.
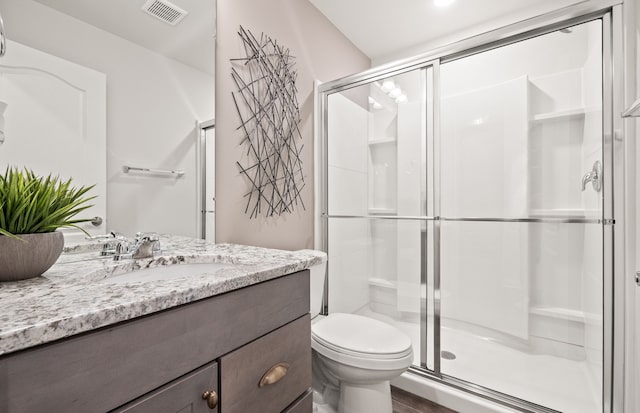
top-left (311, 313), bottom-right (413, 370)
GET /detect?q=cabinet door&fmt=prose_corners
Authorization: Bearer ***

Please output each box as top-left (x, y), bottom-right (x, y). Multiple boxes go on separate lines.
top-left (112, 362), bottom-right (218, 413)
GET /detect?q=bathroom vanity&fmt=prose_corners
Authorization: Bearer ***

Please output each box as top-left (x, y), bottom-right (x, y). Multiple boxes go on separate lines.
top-left (0, 236), bottom-right (324, 413)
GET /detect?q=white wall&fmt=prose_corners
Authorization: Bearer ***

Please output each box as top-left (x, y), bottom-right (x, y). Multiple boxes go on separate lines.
top-left (580, 19), bottom-right (605, 386)
top-left (439, 21), bottom-right (602, 355)
top-left (327, 93), bottom-right (370, 314)
top-left (395, 100), bottom-right (424, 314)
top-left (440, 74), bottom-right (530, 339)
top-left (364, 70), bottom-right (427, 317)
top-left (1, 0), bottom-right (214, 237)
top-left (326, 77), bottom-right (427, 317)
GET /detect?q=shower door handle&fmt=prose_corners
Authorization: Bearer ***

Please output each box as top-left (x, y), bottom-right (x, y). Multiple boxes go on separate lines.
top-left (581, 161), bottom-right (602, 192)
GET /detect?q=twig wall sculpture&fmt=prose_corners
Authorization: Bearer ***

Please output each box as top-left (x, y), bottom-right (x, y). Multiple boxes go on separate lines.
top-left (231, 26), bottom-right (305, 219)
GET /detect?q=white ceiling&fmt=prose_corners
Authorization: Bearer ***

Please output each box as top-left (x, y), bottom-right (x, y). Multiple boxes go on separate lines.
top-left (309, 0), bottom-right (585, 61)
top-left (34, 0), bottom-right (215, 74)
top-left (30, 0), bottom-right (587, 74)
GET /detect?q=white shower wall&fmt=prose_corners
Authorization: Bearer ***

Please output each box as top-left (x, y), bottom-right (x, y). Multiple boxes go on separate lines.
top-left (440, 75), bottom-right (530, 339)
top-left (396, 101), bottom-right (425, 314)
top-left (327, 93), bottom-right (371, 314)
top-left (439, 21), bottom-right (603, 393)
top-left (327, 78), bottom-right (426, 317)
top-left (580, 21), bottom-right (604, 383)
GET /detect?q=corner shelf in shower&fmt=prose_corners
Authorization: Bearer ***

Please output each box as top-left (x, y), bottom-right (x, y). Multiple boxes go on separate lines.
top-left (529, 108), bottom-right (585, 123)
top-left (368, 137), bottom-right (396, 145)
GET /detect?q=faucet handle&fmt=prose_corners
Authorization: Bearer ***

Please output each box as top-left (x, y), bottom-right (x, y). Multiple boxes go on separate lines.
top-left (115, 240), bottom-right (130, 255)
top-left (135, 232), bottom-right (161, 251)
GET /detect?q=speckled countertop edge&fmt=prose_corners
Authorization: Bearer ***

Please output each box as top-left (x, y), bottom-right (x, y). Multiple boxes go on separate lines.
top-left (0, 235), bottom-right (326, 356)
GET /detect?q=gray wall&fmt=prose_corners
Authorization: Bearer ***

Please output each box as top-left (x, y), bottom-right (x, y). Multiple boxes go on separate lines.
top-left (215, 0), bottom-right (370, 250)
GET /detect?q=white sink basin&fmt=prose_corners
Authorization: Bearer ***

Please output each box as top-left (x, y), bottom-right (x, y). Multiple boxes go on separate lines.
top-left (101, 262), bottom-right (233, 285)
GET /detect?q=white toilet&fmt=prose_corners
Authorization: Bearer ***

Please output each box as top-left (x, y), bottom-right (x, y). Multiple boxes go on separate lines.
top-left (308, 261), bottom-right (413, 413)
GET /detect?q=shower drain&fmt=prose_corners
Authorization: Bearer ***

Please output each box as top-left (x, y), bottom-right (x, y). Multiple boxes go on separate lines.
top-left (441, 350), bottom-right (457, 360)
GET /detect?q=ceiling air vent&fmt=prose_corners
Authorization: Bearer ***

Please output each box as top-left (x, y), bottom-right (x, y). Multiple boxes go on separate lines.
top-left (141, 0), bottom-right (188, 26)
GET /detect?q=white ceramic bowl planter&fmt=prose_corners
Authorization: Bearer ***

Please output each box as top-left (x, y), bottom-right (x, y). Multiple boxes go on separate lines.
top-left (0, 168), bottom-right (95, 282)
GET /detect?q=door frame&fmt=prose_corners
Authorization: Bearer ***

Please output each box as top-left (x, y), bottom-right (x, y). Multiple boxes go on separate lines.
top-left (197, 119), bottom-right (216, 240)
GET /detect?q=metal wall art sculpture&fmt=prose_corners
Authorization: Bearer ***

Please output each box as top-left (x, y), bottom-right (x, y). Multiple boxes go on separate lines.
top-left (231, 26), bottom-right (305, 218)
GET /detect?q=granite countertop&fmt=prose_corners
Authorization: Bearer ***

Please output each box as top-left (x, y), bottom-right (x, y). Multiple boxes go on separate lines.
top-left (0, 235), bottom-right (326, 356)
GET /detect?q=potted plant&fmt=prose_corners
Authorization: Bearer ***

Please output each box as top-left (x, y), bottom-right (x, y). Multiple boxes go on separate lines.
top-left (0, 167), bottom-right (95, 281)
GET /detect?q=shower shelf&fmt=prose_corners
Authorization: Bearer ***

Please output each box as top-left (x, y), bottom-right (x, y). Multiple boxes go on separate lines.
top-left (530, 108), bottom-right (585, 123)
top-left (368, 137), bottom-right (396, 145)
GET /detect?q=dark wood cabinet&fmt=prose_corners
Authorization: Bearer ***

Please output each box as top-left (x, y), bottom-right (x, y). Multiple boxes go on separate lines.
top-left (0, 270), bottom-right (311, 413)
top-left (283, 391), bottom-right (313, 413)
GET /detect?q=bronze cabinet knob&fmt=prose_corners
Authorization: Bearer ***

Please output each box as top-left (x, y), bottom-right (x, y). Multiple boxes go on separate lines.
top-left (202, 390), bottom-right (218, 409)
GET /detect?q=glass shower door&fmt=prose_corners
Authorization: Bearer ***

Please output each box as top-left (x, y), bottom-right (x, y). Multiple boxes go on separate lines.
top-left (438, 20), bottom-right (604, 413)
top-left (324, 66), bottom-right (433, 370)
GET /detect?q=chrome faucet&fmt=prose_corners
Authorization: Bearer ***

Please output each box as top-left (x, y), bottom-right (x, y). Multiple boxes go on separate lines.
top-left (99, 233), bottom-right (129, 257)
top-left (131, 233), bottom-right (161, 259)
top-left (100, 232), bottom-right (161, 260)
top-left (581, 160), bottom-right (602, 192)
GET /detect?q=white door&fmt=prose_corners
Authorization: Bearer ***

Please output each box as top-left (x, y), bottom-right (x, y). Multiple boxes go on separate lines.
top-left (0, 40), bottom-right (106, 241)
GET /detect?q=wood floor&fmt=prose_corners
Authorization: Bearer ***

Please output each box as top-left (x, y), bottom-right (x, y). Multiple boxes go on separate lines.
top-left (391, 386), bottom-right (458, 413)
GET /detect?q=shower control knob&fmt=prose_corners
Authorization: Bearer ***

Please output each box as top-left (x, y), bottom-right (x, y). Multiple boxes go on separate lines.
top-left (635, 271), bottom-right (640, 286)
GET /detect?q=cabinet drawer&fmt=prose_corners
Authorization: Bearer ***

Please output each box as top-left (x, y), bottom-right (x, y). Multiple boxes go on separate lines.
top-left (220, 315), bottom-right (311, 413)
top-left (112, 362), bottom-right (219, 413)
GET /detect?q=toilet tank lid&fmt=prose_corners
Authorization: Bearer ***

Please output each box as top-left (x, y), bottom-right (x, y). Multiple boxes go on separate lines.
top-left (311, 313), bottom-right (412, 356)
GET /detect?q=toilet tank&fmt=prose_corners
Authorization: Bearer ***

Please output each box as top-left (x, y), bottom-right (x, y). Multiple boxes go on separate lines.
top-left (308, 260), bottom-right (327, 318)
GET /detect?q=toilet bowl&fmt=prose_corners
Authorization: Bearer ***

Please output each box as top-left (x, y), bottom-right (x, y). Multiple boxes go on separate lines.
top-left (307, 261), bottom-right (413, 413)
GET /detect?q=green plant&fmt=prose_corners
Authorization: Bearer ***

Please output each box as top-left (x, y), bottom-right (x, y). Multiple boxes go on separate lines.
top-left (0, 167), bottom-right (95, 239)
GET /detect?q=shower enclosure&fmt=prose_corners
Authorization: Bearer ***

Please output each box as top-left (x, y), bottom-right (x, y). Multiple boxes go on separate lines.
top-left (318, 6), bottom-right (623, 413)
